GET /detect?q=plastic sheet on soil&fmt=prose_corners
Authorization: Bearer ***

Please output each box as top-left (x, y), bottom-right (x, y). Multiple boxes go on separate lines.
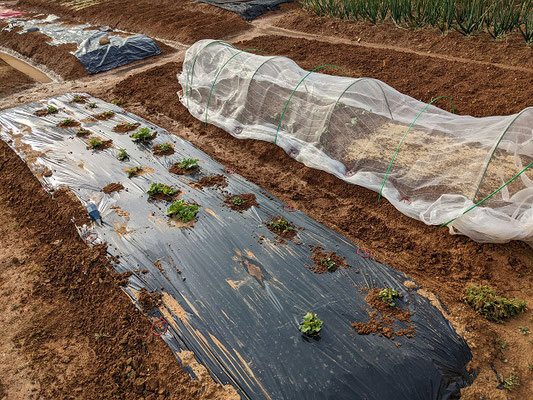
top-left (0, 94), bottom-right (471, 400)
top-left (195, 0), bottom-right (294, 20)
top-left (3, 15), bottom-right (161, 74)
top-left (179, 39), bottom-right (533, 245)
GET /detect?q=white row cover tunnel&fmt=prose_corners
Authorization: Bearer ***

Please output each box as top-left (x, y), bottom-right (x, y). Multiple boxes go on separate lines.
top-left (179, 39), bottom-right (533, 245)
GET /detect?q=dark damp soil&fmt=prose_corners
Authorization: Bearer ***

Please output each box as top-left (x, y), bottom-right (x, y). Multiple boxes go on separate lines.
top-left (309, 245), bottom-right (354, 274)
top-left (194, 174), bottom-right (228, 189)
top-left (86, 137), bottom-right (113, 151)
top-left (76, 128), bottom-right (92, 137)
top-left (113, 122), bottom-right (140, 133)
top-left (351, 288), bottom-right (415, 339)
top-left (137, 288), bottom-right (162, 311)
top-left (266, 216), bottom-right (298, 241)
top-left (149, 191), bottom-right (181, 202)
top-left (102, 183), bottom-right (124, 194)
top-left (152, 144), bottom-right (175, 156)
top-left (169, 163), bottom-right (198, 176)
top-left (93, 111), bottom-right (116, 120)
top-left (57, 119), bottom-right (81, 128)
top-left (224, 193), bottom-right (258, 212)
top-left (34, 108), bottom-right (58, 117)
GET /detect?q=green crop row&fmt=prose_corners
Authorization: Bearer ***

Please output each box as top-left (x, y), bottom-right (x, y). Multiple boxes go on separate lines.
top-left (302, 0), bottom-right (533, 44)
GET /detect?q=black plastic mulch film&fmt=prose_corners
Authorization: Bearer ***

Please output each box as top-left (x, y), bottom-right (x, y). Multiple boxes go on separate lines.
top-left (195, 0), bottom-right (295, 20)
top-left (0, 94), bottom-right (471, 400)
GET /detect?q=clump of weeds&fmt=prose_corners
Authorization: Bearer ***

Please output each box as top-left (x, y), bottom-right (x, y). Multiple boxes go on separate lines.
top-left (117, 148), bottom-right (129, 161)
top-left (376, 288), bottom-right (402, 307)
top-left (166, 200), bottom-right (198, 223)
top-left (131, 127), bottom-right (154, 143)
top-left (464, 285), bottom-right (527, 323)
top-left (503, 374), bottom-right (520, 391)
top-left (126, 166), bottom-right (143, 178)
top-left (299, 312), bottom-right (323, 336)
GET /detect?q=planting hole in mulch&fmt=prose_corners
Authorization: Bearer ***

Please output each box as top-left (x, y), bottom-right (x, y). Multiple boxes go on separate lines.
top-left (309, 245), bottom-right (354, 273)
top-left (93, 111), bottom-right (116, 120)
top-left (102, 182), bottom-right (124, 194)
top-left (224, 193), bottom-right (259, 212)
top-left (86, 137), bottom-right (113, 150)
top-left (194, 174), bottom-right (228, 189)
top-left (113, 122), bottom-right (140, 133)
top-left (57, 119), bottom-right (81, 128)
top-left (152, 143), bottom-right (175, 156)
top-left (70, 95), bottom-right (88, 104)
top-left (266, 216), bottom-right (298, 241)
top-left (351, 288), bottom-right (415, 340)
top-left (169, 159), bottom-right (199, 175)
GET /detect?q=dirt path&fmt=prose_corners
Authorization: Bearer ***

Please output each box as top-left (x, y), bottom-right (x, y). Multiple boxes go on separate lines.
top-left (1, 1), bottom-right (533, 399)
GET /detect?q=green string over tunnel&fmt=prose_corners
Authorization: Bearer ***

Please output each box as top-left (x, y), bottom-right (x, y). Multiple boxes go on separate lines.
top-left (378, 95), bottom-right (455, 202)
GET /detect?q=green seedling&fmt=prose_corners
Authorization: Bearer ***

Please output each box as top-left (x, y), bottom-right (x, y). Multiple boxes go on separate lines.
top-left (155, 143), bottom-right (172, 152)
top-left (111, 97), bottom-right (124, 105)
top-left (351, 117), bottom-right (358, 125)
top-left (166, 200), bottom-right (199, 223)
top-left (76, 128), bottom-right (90, 136)
top-left (104, 110), bottom-right (114, 117)
top-left (231, 196), bottom-right (244, 206)
top-left (88, 102), bottom-right (97, 108)
top-left (465, 285), bottom-right (527, 323)
top-left (126, 166), bottom-right (143, 178)
top-left (299, 312), bottom-right (323, 336)
top-left (131, 127), bottom-right (153, 143)
top-left (503, 374), bottom-right (520, 391)
top-left (72, 95), bottom-right (84, 103)
top-left (494, 337), bottom-right (509, 362)
top-left (89, 138), bottom-right (104, 149)
top-left (147, 183), bottom-right (178, 197)
top-left (377, 288), bottom-right (401, 307)
top-left (177, 158), bottom-right (199, 170)
top-left (60, 118), bottom-right (76, 126)
top-left (519, 326), bottom-right (531, 335)
top-left (321, 257), bottom-right (336, 271)
top-left (268, 217), bottom-right (293, 234)
top-left (47, 105), bottom-right (57, 114)
top-left (117, 148), bottom-right (129, 161)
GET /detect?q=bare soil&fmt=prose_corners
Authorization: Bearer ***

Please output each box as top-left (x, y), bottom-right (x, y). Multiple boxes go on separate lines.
top-left (1, 1), bottom-right (533, 399)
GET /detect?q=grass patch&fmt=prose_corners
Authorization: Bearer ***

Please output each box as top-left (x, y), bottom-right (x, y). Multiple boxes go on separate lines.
top-left (465, 285), bottom-right (527, 323)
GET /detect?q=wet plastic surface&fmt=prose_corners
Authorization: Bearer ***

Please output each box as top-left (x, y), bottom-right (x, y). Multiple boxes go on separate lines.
top-left (5, 16), bottom-right (160, 74)
top-left (195, 0), bottom-right (294, 20)
top-left (0, 94), bottom-right (471, 400)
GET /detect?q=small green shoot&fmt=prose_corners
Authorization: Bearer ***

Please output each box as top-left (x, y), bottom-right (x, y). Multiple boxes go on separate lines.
top-left (177, 158), bottom-right (199, 170)
top-left (104, 110), bottom-right (114, 117)
top-left (299, 312), bottom-right (323, 336)
top-left (76, 128), bottom-right (89, 136)
top-left (47, 105), bottom-right (57, 114)
top-left (268, 217), bottom-right (293, 234)
top-left (147, 183), bottom-right (178, 197)
top-left (155, 142), bottom-right (172, 152)
top-left (131, 127), bottom-right (153, 143)
top-left (60, 118), bottom-right (76, 126)
top-left (126, 166), bottom-right (143, 178)
top-left (117, 148), bottom-right (129, 161)
top-left (88, 102), bottom-right (97, 108)
top-left (321, 257), bottom-right (336, 271)
top-left (465, 285), bottom-right (527, 323)
top-left (350, 117), bottom-right (358, 125)
top-left (377, 288), bottom-right (401, 307)
top-left (166, 200), bottom-right (199, 222)
top-left (231, 196), bottom-right (244, 206)
top-left (89, 138), bottom-right (104, 149)
top-left (503, 374), bottom-right (520, 391)
top-left (519, 326), bottom-right (531, 335)
top-left (72, 95), bottom-right (84, 103)
top-left (111, 97), bottom-right (124, 106)
top-left (494, 337), bottom-right (508, 362)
